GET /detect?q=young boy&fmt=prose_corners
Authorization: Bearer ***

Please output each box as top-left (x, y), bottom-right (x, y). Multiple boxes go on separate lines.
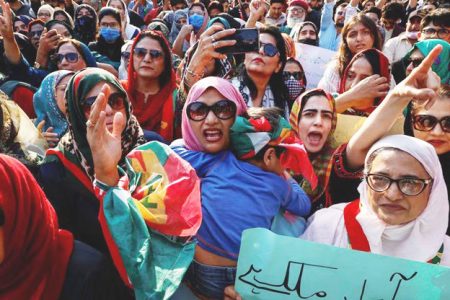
top-left (172, 107), bottom-right (314, 299)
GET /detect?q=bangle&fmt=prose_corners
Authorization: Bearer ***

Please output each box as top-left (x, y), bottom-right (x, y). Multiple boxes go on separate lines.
top-left (186, 67), bottom-right (204, 80)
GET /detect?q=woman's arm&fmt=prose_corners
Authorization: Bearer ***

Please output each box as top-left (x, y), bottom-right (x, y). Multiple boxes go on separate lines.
top-left (172, 24), bottom-right (193, 58)
top-left (0, 0), bottom-right (21, 65)
top-left (344, 45), bottom-right (442, 170)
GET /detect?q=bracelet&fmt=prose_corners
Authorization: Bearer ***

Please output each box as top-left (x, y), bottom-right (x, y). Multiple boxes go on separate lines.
top-left (186, 67), bottom-right (204, 80)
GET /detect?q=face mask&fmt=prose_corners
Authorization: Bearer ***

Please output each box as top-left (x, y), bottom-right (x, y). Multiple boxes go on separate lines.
top-left (100, 27), bottom-right (121, 43)
top-left (285, 77), bottom-right (306, 102)
top-left (406, 31), bottom-right (419, 40)
top-left (189, 14), bottom-right (204, 33)
top-left (298, 38), bottom-right (318, 46)
top-left (77, 15), bottom-right (95, 29)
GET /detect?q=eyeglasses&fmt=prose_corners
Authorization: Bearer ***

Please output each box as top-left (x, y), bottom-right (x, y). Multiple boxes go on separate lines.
top-left (283, 71), bottom-right (303, 81)
top-left (29, 29), bottom-right (44, 37)
top-left (412, 115), bottom-right (450, 133)
top-left (288, 7), bottom-right (305, 14)
top-left (81, 92), bottom-right (127, 115)
top-left (121, 51), bottom-right (131, 61)
top-left (365, 173), bottom-right (433, 196)
top-left (260, 43), bottom-right (279, 57)
top-left (133, 48), bottom-right (164, 60)
top-left (421, 27), bottom-right (449, 38)
top-left (52, 52), bottom-right (79, 64)
top-left (406, 57), bottom-right (424, 68)
top-left (186, 99), bottom-right (237, 121)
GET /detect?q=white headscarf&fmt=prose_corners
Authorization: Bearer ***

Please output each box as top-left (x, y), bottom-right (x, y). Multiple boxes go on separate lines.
top-left (357, 134), bottom-right (448, 262)
top-left (118, 40), bottom-right (134, 80)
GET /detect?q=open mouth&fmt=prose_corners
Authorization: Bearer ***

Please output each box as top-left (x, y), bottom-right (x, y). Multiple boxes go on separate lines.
top-left (307, 132), bottom-right (323, 147)
top-left (203, 129), bottom-right (223, 142)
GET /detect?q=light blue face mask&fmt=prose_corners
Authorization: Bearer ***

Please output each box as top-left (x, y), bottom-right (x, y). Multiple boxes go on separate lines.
top-left (189, 14), bottom-right (204, 33)
top-left (100, 27), bottom-right (121, 43)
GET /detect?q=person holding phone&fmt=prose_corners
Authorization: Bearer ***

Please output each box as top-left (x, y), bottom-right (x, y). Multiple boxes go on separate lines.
top-left (230, 26), bottom-right (290, 118)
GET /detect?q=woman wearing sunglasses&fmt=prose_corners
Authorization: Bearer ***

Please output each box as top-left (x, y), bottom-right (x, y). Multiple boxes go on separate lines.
top-left (231, 26), bottom-right (290, 118)
top-left (283, 57), bottom-right (307, 106)
top-left (38, 68), bottom-right (146, 255)
top-left (121, 30), bottom-right (177, 142)
top-left (0, 155), bottom-right (134, 300)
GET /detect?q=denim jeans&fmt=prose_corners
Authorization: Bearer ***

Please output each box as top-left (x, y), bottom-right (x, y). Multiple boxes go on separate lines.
top-left (186, 259), bottom-right (237, 299)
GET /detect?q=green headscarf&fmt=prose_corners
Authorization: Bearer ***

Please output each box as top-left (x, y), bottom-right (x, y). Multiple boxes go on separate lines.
top-left (406, 39), bottom-right (450, 84)
top-left (59, 67), bottom-right (145, 180)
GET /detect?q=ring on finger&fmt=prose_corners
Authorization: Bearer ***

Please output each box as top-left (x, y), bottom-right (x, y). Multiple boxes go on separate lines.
top-left (213, 42), bottom-right (218, 49)
top-left (211, 36), bottom-right (216, 43)
top-left (86, 120), bottom-right (96, 128)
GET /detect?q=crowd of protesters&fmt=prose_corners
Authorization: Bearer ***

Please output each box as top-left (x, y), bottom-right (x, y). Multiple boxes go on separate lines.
top-left (0, 0), bottom-right (449, 298)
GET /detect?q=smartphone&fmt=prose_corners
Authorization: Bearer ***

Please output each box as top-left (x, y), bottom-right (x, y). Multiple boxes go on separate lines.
top-left (217, 28), bottom-right (259, 54)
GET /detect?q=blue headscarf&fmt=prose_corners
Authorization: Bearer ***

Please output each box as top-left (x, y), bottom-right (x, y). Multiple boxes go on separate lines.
top-left (33, 70), bottom-right (74, 138)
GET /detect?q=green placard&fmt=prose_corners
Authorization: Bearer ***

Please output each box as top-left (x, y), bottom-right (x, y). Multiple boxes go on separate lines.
top-left (235, 228), bottom-right (450, 299)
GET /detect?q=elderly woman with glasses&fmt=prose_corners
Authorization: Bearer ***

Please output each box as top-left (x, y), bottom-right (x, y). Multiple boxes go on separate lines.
top-left (301, 45), bottom-right (449, 267)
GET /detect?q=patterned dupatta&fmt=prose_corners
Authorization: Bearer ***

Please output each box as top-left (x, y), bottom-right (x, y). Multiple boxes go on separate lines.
top-left (289, 89), bottom-right (338, 205)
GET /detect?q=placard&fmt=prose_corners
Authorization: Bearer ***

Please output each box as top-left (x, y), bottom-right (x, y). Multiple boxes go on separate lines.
top-left (295, 43), bottom-right (336, 89)
top-left (235, 228), bottom-right (450, 299)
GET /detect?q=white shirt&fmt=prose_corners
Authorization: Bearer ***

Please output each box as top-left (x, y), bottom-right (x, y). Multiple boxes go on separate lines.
top-left (383, 32), bottom-right (414, 63)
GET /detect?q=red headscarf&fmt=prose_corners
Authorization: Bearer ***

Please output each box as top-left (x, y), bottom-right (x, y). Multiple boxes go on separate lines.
top-left (0, 155), bottom-right (73, 300)
top-left (339, 48), bottom-right (390, 114)
top-left (122, 30), bottom-right (177, 142)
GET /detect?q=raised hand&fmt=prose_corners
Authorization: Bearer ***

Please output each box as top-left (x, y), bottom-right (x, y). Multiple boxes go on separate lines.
top-left (393, 44), bottom-right (442, 109)
top-left (86, 84), bottom-right (126, 186)
top-left (37, 120), bottom-right (60, 147)
top-left (0, 0), bottom-right (14, 40)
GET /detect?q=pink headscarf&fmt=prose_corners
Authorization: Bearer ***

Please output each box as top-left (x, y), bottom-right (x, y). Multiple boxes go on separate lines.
top-left (182, 77), bottom-right (248, 151)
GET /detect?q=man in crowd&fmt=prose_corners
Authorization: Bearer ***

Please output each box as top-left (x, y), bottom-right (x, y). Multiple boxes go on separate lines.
top-left (265, 0), bottom-right (287, 26)
top-left (380, 2), bottom-right (405, 41)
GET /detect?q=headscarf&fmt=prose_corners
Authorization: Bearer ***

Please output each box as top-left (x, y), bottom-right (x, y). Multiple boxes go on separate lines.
top-left (289, 89), bottom-right (338, 204)
top-left (230, 114), bottom-right (317, 186)
top-left (33, 70), bottom-right (74, 139)
top-left (45, 19), bottom-right (74, 37)
top-left (290, 21), bottom-right (318, 45)
top-left (59, 68), bottom-right (146, 180)
top-left (0, 154), bottom-right (73, 300)
top-left (74, 4), bottom-right (98, 45)
top-left (53, 9), bottom-right (75, 29)
top-left (357, 135), bottom-right (448, 262)
top-left (118, 40), bottom-right (133, 80)
top-left (37, 4), bottom-right (55, 20)
top-left (148, 19), bottom-right (170, 38)
top-left (0, 92), bottom-right (47, 167)
top-left (124, 30), bottom-right (177, 141)
top-left (406, 39), bottom-right (450, 85)
top-left (168, 9), bottom-right (188, 44)
top-left (187, 2), bottom-right (209, 37)
top-left (181, 76), bottom-right (247, 151)
top-left (13, 15), bottom-right (32, 31)
top-left (339, 48), bottom-right (391, 114)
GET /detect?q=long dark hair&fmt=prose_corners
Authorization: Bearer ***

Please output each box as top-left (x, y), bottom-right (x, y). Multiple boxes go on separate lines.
top-left (128, 30), bottom-right (173, 89)
top-left (337, 13), bottom-right (382, 76)
top-left (240, 26), bottom-right (289, 114)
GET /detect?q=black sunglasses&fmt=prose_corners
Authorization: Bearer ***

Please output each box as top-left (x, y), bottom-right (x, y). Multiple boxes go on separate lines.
top-left (133, 47), bottom-right (164, 60)
top-left (186, 99), bottom-right (237, 121)
top-left (413, 115), bottom-right (450, 133)
top-left (406, 57), bottom-right (424, 68)
top-left (52, 52), bottom-right (79, 64)
top-left (283, 71), bottom-right (303, 81)
top-left (81, 92), bottom-right (127, 115)
top-left (259, 43), bottom-right (279, 57)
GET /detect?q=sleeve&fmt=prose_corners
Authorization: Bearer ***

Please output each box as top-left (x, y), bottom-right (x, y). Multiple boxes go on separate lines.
top-left (344, 3), bottom-right (358, 24)
top-left (317, 61), bottom-right (340, 93)
top-left (5, 54), bottom-right (48, 88)
top-left (332, 143), bottom-right (363, 179)
top-left (382, 38), bottom-right (396, 63)
top-left (281, 178), bottom-right (311, 217)
top-left (94, 167), bottom-right (197, 300)
top-left (319, 2), bottom-right (334, 31)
